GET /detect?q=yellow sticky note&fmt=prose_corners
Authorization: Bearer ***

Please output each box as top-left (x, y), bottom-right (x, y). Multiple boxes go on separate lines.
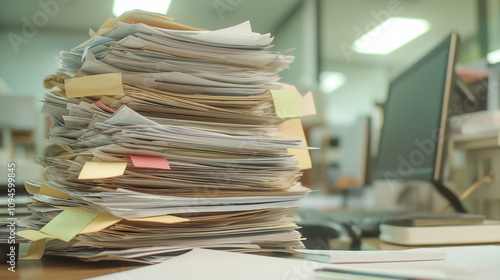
top-left (128, 215), bottom-right (189, 224)
top-left (281, 84), bottom-right (316, 116)
top-left (78, 161), bottom-right (127, 179)
top-left (40, 209), bottom-right (99, 242)
top-left (24, 181), bottom-right (41, 195)
top-left (64, 73), bottom-right (124, 98)
top-left (80, 215), bottom-right (122, 234)
top-left (22, 240), bottom-right (46, 260)
top-left (17, 230), bottom-right (53, 241)
top-left (39, 184), bottom-right (69, 200)
top-left (270, 90), bottom-right (302, 118)
top-left (54, 206), bottom-right (120, 234)
top-left (296, 91), bottom-right (316, 116)
top-left (24, 182), bottom-right (69, 200)
top-left (283, 118), bottom-right (312, 170)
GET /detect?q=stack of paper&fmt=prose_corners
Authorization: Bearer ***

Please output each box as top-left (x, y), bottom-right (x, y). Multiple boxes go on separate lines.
top-left (19, 10), bottom-right (315, 263)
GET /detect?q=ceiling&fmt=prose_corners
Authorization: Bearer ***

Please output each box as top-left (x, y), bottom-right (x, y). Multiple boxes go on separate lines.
top-left (319, 0), bottom-right (477, 74)
top-left (0, 0), bottom-right (478, 69)
top-left (0, 0), bottom-right (301, 34)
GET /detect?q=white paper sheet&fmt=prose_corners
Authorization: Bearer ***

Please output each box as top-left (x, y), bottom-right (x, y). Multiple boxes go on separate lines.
top-left (86, 248), bottom-right (456, 280)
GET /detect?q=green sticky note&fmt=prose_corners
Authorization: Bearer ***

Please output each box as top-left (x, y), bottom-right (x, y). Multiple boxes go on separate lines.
top-left (270, 90), bottom-right (303, 118)
top-left (40, 209), bottom-right (99, 242)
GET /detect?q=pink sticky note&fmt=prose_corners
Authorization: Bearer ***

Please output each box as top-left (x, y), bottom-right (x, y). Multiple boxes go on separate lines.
top-left (128, 155), bottom-right (170, 170)
top-left (94, 101), bottom-right (116, 113)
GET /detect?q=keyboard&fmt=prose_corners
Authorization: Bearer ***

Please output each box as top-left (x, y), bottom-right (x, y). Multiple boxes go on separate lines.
top-left (300, 209), bottom-right (410, 237)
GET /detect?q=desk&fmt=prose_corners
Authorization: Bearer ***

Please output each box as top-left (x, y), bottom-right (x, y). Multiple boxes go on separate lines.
top-left (0, 258), bottom-right (142, 280)
top-left (2, 239), bottom-right (500, 280)
top-left (0, 240), bottom-right (384, 280)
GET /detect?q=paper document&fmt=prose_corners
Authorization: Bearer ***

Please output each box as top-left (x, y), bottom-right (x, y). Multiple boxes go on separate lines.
top-left (297, 249), bottom-right (446, 263)
top-left (25, 10), bottom-right (315, 263)
top-left (338, 246), bottom-right (500, 280)
top-left (86, 248), bottom-right (457, 280)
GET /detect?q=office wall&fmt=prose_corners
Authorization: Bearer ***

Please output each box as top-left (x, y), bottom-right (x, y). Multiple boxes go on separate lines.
top-left (271, 1), bottom-right (328, 123)
top-left (271, 4), bottom-right (306, 90)
top-left (488, 0), bottom-right (500, 52)
top-left (0, 29), bottom-right (88, 99)
top-left (321, 62), bottom-right (387, 127)
top-left (270, 1), bottom-right (389, 128)
top-left (0, 28), bottom-right (88, 150)
top-left (0, 29), bottom-right (88, 184)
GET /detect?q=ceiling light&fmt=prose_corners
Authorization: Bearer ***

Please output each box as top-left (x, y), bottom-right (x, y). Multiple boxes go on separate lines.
top-left (353, 17), bottom-right (430, 55)
top-left (113, 0), bottom-right (172, 17)
top-left (487, 49), bottom-right (500, 64)
top-left (320, 72), bottom-right (346, 93)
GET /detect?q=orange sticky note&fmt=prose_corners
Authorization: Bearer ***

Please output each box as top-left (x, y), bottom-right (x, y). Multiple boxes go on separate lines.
top-left (127, 215), bottom-right (188, 224)
top-left (128, 155), bottom-right (171, 170)
top-left (24, 182), bottom-right (69, 200)
top-left (283, 118), bottom-right (312, 170)
top-left (79, 214), bottom-right (122, 234)
top-left (22, 240), bottom-right (46, 260)
top-left (40, 183), bottom-right (69, 200)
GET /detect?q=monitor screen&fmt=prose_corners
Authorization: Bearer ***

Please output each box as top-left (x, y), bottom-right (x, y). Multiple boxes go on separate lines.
top-left (372, 33), bottom-right (458, 184)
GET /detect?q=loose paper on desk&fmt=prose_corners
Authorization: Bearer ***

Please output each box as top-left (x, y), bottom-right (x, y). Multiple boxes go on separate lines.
top-left (297, 249), bottom-right (446, 263)
top-left (86, 248), bottom-right (445, 280)
top-left (337, 246), bottom-right (500, 280)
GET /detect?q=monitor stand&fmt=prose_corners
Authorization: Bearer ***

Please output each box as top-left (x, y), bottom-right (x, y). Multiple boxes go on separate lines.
top-left (432, 180), bottom-right (467, 213)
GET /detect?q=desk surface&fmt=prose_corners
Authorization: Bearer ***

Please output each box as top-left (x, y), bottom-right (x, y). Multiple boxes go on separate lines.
top-left (1, 258), bottom-right (142, 280)
top-left (3, 239), bottom-right (500, 280)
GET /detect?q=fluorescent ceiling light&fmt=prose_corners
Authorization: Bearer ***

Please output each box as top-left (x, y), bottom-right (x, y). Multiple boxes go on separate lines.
top-left (487, 49), bottom-right (500, 64)
top-left (320, 72), bottom-right (346, 93)
top-left (353, 17), bottom-right (430, 55)
top-left (113, 0), bottom-right (172, 17)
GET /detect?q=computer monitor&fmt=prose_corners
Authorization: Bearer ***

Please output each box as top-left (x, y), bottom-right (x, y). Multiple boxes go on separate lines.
top-left (372, 32), bottom-right (466, 212)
